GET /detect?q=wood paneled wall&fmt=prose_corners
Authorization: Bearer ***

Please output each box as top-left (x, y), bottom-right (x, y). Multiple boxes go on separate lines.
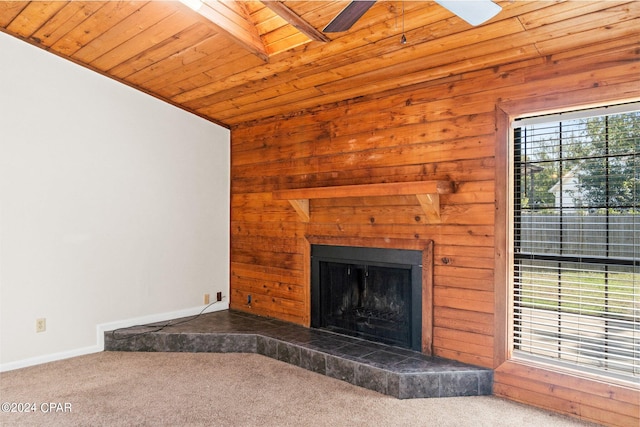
top-left (230, 38), bottom-right (639, 426)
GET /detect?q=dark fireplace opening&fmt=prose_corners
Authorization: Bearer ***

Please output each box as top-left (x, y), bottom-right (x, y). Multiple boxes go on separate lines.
top-left (311, 245), bottom-right (422, 351)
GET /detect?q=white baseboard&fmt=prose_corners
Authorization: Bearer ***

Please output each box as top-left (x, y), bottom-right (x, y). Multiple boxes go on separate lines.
top-left (0, 302), bottom-right (229, 372)
top-left (0, 345), bottom-right (103, 373)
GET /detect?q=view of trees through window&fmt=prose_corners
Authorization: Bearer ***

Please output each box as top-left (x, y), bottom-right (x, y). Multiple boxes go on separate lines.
top-left (519, 113), bottom-right (639, 212)
top-left (513, 104), bottom-right (639, 379)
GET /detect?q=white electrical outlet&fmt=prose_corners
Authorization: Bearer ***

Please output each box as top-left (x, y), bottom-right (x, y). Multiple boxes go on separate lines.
top-left (36, 318), bottom-right (46, 333)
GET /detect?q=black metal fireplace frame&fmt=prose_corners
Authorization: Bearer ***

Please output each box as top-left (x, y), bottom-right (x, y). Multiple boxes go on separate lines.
top-left (311, 244), bottom-right (422, 351)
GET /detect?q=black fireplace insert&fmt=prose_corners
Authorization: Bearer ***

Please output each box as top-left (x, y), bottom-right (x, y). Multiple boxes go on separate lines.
top-left (311, 245), bottom-right (422, 351)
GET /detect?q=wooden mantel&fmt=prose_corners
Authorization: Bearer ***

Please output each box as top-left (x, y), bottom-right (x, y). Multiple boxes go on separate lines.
top-left (272, 180), bottom-right (456, 223)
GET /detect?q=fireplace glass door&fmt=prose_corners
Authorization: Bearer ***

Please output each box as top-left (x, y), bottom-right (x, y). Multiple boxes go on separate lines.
top-left (311, 245), bottom-right (422, 351)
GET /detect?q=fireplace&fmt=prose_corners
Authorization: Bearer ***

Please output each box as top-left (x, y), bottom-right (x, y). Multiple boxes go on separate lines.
top-left (311, 245), bottom-right (422, 351)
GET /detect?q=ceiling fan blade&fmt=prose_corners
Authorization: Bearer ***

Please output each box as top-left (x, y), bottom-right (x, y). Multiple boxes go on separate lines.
top-left (323, 1), bottom-right (376, 33)
top-left (435, 0), bottom-right (502, 26)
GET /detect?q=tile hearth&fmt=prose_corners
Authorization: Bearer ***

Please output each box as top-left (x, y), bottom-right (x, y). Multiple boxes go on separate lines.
top-left (104, 309), bottom-right (492, 399)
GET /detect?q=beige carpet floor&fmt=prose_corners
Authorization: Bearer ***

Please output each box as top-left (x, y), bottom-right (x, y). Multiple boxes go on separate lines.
top-left (1, 352), bottom-right (599, 427)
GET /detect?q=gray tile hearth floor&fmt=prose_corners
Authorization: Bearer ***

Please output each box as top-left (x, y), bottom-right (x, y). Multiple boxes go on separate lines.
top-left (104, 309), bottom-right (493, 399)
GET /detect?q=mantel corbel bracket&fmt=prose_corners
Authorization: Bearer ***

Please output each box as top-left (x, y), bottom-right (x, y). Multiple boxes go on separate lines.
top-left (288, 198), bottom-right (310, 222)
top-left (416, 193), bottom-right (441, 222)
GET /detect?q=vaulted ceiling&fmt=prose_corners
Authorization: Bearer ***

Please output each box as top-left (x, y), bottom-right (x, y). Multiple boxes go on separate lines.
top-left (1, 1), bottom-right (639, 127)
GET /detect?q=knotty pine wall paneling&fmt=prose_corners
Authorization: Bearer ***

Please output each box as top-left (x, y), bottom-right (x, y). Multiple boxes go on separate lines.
top-left (230, 39), bottom-right (639, 427)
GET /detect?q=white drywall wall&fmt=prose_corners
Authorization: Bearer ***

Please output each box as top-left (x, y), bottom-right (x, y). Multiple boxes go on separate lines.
top-left (0, 32), bottom-right (230, 369)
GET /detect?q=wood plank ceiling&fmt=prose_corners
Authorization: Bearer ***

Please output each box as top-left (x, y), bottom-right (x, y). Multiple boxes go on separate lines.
top-left (1, 1), bottom-right (639, 128)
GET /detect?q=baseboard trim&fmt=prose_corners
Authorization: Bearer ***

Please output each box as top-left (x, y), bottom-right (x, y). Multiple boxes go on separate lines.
top-left (0, 302), bottom-right (229, 372)
top-left (0, 345), bottom-right (102, 373)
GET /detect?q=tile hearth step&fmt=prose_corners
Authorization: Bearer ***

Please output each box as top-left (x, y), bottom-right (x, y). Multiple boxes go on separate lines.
top-left (104, 310), bottom-right (492, 399)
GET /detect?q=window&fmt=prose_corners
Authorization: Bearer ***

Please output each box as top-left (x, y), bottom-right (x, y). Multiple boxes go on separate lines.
top-left (512, 102), bottom-right (639, 381)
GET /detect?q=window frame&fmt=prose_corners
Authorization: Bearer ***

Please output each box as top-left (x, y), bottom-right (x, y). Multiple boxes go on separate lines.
top-left (494, 95), bottom-right (640, 388)
top-left (510, 104), bottom-right (639, 380)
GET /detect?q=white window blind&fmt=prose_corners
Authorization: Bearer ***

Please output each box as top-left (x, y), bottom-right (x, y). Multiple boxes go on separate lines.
top-left (512, 102), bottom-right (639, 381)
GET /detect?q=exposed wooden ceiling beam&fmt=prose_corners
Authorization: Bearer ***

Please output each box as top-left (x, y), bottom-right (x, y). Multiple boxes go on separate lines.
top-left (261, 1), bottom-right (330, 43)
top-left (194, 0), bottom-right (269, 62)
